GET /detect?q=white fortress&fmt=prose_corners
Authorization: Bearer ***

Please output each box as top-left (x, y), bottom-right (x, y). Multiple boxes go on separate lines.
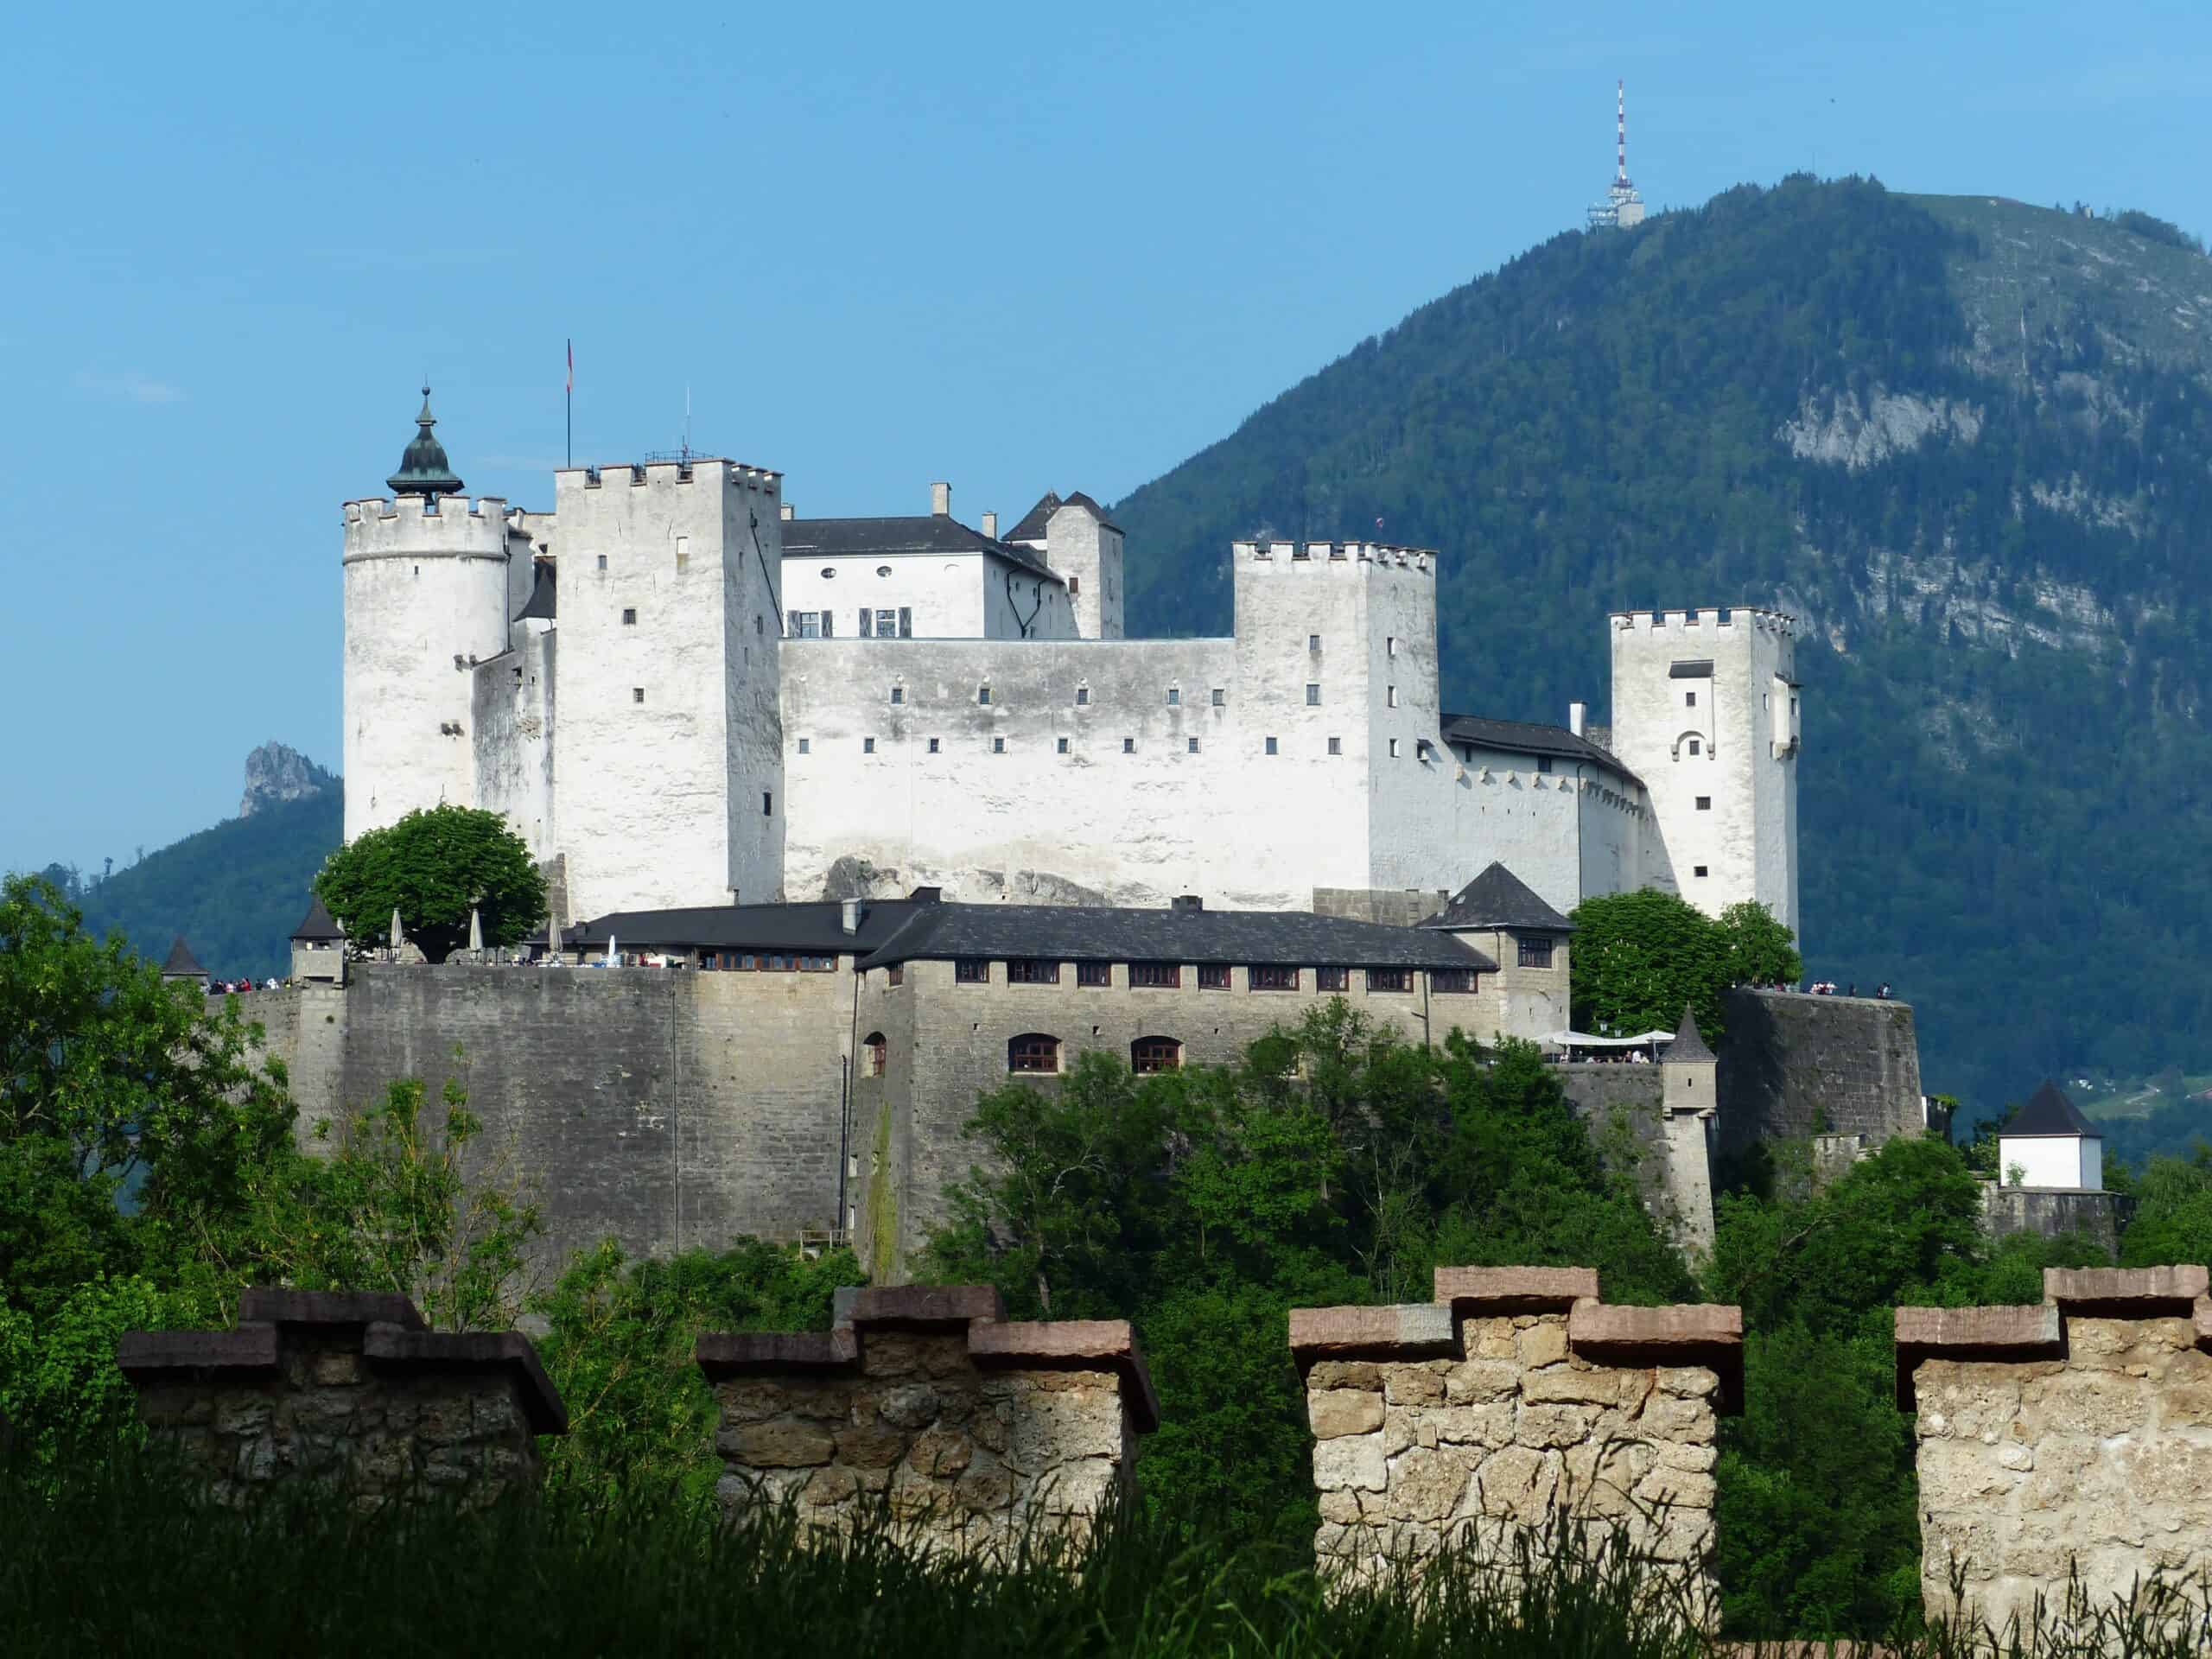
top-left (341, 391), bottom-right (1801, 937)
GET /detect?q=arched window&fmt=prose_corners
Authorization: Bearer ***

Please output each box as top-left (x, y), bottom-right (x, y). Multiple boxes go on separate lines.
top-left (1673, 731), bottom-right (1706, 760)
top-left (1131, 1036), bottom-right (1183, 1075)
top-left (861, 1032), bottom-right (887, 1077)
top-left (1008, 1033), bottom-right (1061, 1074)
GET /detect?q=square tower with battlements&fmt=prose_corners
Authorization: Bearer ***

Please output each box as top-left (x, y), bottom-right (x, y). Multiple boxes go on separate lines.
top-left (1605, 607), bottom-right (1800, 939)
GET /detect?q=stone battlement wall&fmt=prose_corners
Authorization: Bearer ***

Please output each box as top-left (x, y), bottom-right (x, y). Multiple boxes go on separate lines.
top-left (1234, 538), bottom-right (1436, 573)
top-left (1897, 1267), bottom-right (2212, 1632)
top-left (1288, 1267), bottom-right (1743, 1627)
top-left (696, 1285), bottom-right (1157, 1554)
top-left (115, 1289), bottom-right (565, 1510)
top-left (341, 493), bottom-right (513, 556)
top-left (1981, 1184), bottom-right (2133, 1256)
top-left (1714, 988), bottom-right (1923, 1160)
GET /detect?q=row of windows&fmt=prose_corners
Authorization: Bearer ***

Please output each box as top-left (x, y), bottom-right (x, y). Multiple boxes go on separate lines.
top-left (860, 1033), bottom-right (1187, 1078)
top-left (790, 608), bottom-right (916, 639)
top-left (843, 683), bottom-right (1407, 712)
top-left (945, 960), bottom-right (1480, 995)
top-left (698, 950), bottom-right (836, 971)
top-left (793, 734), bottom-right (1440, 758)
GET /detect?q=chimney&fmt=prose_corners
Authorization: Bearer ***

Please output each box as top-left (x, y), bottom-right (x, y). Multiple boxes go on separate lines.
top-left (1172, 894), bottom-right (1204, 912)
top-left (1569, 701), bottom-right (1587, 738)
top-left (840, 899), bottom-right (861, 935)
top-left (779, 502), bottom-right (795, 522)
top-left (930, 481), bottom-right (950, 518)
top-left (982, 511), bottom-right (998, 538)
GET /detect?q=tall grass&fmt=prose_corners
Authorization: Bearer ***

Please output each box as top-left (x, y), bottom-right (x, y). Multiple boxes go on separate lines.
top-left (3, 1446), bottom-right (2209, 1657)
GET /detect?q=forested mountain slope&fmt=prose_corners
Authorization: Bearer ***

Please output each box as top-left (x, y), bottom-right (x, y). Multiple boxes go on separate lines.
top-left (1112, 177), bottom-right (2212, 1117)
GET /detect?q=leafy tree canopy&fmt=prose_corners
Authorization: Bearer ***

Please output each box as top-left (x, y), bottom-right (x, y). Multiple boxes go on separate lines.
top-left (1568, 889), bottom-right (1801, 1042)
top-left (315, 805), bottom-right (547, 963)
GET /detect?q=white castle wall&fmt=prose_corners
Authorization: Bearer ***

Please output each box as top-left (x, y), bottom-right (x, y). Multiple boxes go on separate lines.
top-left (1039, 505), bottom-right (1124, 639)
top-left (550, 460), bottom-right (785, 918)
top-left (342, 496), bottom-right (513, 840)
top-left (784, 549), bottom-right (1076, 643)
top-left (471, 620), bottom-right (556, 860)
top-left (1607, 608), bottom-right (1799, 936)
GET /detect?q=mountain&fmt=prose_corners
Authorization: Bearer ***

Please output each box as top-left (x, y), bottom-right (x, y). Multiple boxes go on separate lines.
top-left (37, 772), bottom-right (343, 982)
top-left (1111, 176), bottom-right (2212, 1121)
top-left (240, 741), bottom-right (337, 819)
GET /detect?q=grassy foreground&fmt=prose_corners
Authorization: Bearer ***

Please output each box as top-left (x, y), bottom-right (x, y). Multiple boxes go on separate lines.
top-left (4, 1448), bottom-right (2210, 1657)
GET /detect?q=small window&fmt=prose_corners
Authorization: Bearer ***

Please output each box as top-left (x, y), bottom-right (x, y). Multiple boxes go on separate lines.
top-left (621, 607), bottom-right (638, 626)
top-left (1517, 937), bottom-right (1554, 969)
top-left (1369, 968), bottom-right (1412, 994)
top-left (1007, 958), bottom-right (1060, 985)
top-left (798, 738), bottom-right (811, 754)
top-left (1689, 739), bottom-right (1701, 756)
top-left (1431, 969), bottom-right (1476, 995)
top-left (1129, 962), bottom-right (1180, 988)
top-left (1251, 965), bottom-right (1299, 991)
top-left (795, 613), bottom-right (822, 639)
top-left (1265, 736), bottom-right (1279, 756)
top-left (1122, 737), bottom-right (1135, 753)
top-left (891, 685), bottom-right (904, 704)
top-left (877, 565), bottom-right (893, 577)
top-left (1308, 633), bottom-right (1321, 652)
top-left (1187, 737), bottom-right (1199, 753)
top-left (1387, 685), bottom-right (1398, 709)
top-left (1008, 1033), bottom-right (1061, 1074)
top-left (978, 685), bottom-right (992, 705)
top-left (887, 964), bottom-right (905, 987)
top-left (512, 664), bottom-right (523, 683)
top-left (1693, 866), bottom-right (1709, 878)
top-left (633, 687), bottom-right (645, 704)
top-left (820, 566), bottom-right (836, 579)
top-left (1058, 737), bottom-right (1070, 753)
top-left (1077, 961), bottom-right (1112, 987)
top-left (1166, 687), bottom-right (1180, 707)
top-left (1387, 636), bottom-right (1397, 658)
top-left (676, 550), bottom-right (688, 573)
top-left (1077, 687), bottom-right (1090, 705)
top-left (1069, 576), bottom-right (1079, 594)
top-left (1317, 966), bottom-right (1349, 992)
top-left (993, 736), bottom-right (1006, 753)
top-left (596, 554), bottom-right (607, 571)
top-left (1535, 755), bottom-right (1553, 774)
top-left (1198, 964), bottom-right (1231, 990)
top-left (875, 609), bottom-right (898, 639)
top-left (1686, 691), bottom-right (1697, 708)
top-left (928, 737), bottom-right (941, 753)
top-left (1131, 1036), bottom-right (1182, 1074)
top-left (861, 1033), bottom-right (887, 1077)
top-left (1695, 796), bottom-right (1711, 810)
top-left (955, 959), bottom-right (990, 984)
top-left (1328, 736), bottom-right (1342, 755)
top-left (1388, 738), bottom-right (1400, 758)
top-left (761, 791), bottom-right (772, 815)
top-left (1306, 684), bottom-right (1320, 705)
top-left (862, 737), bottom-right (875, 753)
top-left (1211, 689), bottom-right (1225, 707)
top-left (897, 607), bottom-right (912, 638)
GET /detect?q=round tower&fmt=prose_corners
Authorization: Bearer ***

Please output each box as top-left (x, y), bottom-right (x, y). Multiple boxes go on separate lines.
top-left (342, 388), bottom-right (512, 841)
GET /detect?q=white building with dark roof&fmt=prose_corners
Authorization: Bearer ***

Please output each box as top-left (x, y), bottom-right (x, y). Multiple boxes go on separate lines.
top-left (1999, 1081), bottom-right (2106, 1192)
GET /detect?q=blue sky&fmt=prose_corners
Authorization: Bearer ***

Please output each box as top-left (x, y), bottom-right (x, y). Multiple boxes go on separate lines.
top-left (3, 0), bottom-right (2203, 874)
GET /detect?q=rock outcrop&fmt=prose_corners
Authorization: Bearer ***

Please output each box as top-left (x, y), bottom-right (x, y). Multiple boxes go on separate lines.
top-left (240, 742), bottom-right (336, 818)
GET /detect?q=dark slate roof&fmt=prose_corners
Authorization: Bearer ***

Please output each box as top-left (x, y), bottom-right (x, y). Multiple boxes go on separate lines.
top-left (385, 386), bottom-right (464, 498)
top-left (2007, 1080), bottom-right (2100, 1139)
top-left (517, 559), bottom-right (556, 622)
top-left (1004, 490), bottom-right (1121, 543)
top-left (567, 899), bottom-right (934, 955)
top-left (855, 905), bottom-right (1495, 973)
top-left (781, 515), bottom-right (1061, 581)
top-left (160, 936), bottom-right (206, 977)
top-left (1667, 1005), bottom-right (1716, 1065)
top-left (291, 895), bottom-right (345, 943)
top-left (1438, 715), bottom-right (1641, 788)
top-left (1420, 862), bottom-right (1573, 932)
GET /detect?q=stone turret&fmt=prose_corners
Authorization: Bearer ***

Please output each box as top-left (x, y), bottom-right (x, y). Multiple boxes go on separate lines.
top-left (160, 935), bottom-right (208, 993)
top-left (1660, 1006), bottom-right (1717, 1255)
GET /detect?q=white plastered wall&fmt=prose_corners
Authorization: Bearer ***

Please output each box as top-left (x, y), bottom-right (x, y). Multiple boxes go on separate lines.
top-left (1999, 1135), bottom-right (2101, 1190)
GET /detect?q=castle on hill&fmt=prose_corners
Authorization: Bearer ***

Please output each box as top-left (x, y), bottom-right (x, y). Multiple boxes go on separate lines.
top-left (341, 391), bottom-right (1802, 938)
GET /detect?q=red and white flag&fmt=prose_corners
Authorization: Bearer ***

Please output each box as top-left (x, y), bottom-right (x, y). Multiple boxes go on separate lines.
top-left (566, 340), bottom-right (573, 394)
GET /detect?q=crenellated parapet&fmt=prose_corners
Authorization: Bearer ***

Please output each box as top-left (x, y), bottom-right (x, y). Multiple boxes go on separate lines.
top-left (341, 493), bottom-right (513, 562)
top-left (554, 456), bottom-right (783, 495)
top-left (1235, 538), bottom-right (1436, 575)
top-left (1609, 605), bottom-right (1796, 636)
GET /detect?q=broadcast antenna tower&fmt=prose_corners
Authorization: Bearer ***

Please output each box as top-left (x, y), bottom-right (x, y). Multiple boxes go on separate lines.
top-left (1586, 79), bottom-right (1648, 231)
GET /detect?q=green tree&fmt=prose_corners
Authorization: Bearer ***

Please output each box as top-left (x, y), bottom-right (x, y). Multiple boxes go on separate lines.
top-left (1569, 888), bottom-right (1789, 1041)
top-left (314, 804), bottom-right (546, 963)
top-left (2119, 1147), bottom-right (2212, 1268)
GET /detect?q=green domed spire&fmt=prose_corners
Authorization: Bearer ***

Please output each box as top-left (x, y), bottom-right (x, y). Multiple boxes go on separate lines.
top-left (385, 385), bottom-right (464, 498)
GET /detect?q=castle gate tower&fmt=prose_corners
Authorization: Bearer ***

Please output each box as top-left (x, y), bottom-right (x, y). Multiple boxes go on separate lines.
top-left (342, 389), bottom-right (513, 840)
top-left (1606, 607), bottom-right (1800, 939)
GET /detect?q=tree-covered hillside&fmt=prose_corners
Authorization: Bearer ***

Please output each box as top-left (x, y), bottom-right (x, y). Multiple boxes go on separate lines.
top-left (38, 788), bottom-right (342, 982)
top-left (1111, 177), bottom-right (2212, 1120)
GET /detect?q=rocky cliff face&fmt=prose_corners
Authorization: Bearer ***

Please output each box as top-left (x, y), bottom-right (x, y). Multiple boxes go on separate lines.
top-left (240, 743), bottom-right (336, 819)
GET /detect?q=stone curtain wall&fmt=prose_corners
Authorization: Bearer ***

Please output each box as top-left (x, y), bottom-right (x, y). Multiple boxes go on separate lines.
top-left (1897, 1266), bottom-right (2212, 1632)
top-left (1288, 1268), bottom-right (1743, 1625)
top-left (1714, 988), bottom-right (1924, 1159)
top-left (115, 1289), bottom-right (566, 1510)
top-left (696, 1285), bottom-right (1159, 1555)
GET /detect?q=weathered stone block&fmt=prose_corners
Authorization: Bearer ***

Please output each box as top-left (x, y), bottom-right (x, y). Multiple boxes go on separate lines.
top-left (1313, 1434), bottom-right (1388, 1492)
top-left (1308, 1389), bottom-right (1386, 1440)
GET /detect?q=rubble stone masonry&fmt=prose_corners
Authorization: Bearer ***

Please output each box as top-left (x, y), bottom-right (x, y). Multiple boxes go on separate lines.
top-left (1897, 1265), bottom-right (2212, 1631)
top-left (1288, 1268), bottom-right (1743, 1624)
top-left (115, 1290), bottom-right (566, 1510)
top-left (696, 1285), bottom-right (1159, 1556)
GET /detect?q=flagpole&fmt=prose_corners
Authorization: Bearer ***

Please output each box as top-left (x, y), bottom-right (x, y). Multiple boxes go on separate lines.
top-left (565, 339), bottom-right (572, 468)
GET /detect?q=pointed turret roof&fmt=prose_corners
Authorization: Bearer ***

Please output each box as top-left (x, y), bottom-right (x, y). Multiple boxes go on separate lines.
top-left (1666, 1005), bottom-right (1716, 1065)
top-left (2007, 1080), bottom-right (2100, 1139)
top-left (160, 935), bottom-right (206, 978)
top-left (290, 893), bottom-right (345, 943)
top-left (1419, 861), bottom-right (1573, 932)
top-left (385, 385), bottom-right (464, 498)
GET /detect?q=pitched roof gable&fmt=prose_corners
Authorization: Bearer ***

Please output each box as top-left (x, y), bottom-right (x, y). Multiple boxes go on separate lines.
top-left (1667, 1005), bottom-right (1717, 1065)
top-left (1420, 862), bottom-right (1573, 932)
top-left (2007, 1080), bottom-right (2100, 1139)
top-left (291, 894), bottom-right (345, 942)
top-left (160, 936), bottom-right (206, 977)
